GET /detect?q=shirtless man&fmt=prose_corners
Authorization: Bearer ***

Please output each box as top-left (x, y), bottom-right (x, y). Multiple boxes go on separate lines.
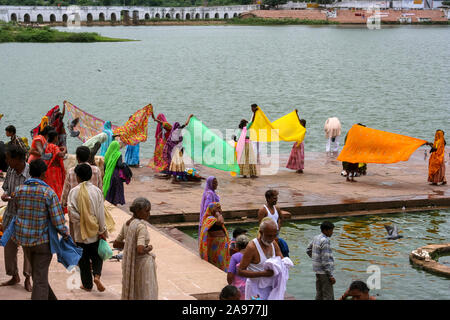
top-left (237, 219), bottom-right (283, 300)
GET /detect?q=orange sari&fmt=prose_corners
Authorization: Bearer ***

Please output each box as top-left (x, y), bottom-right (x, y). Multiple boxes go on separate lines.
top-left (28, 135), bottom-right (47, 163)
top-left (43, 143), bottom-right (66, 200)
top-left (428, 130), bottom-right (446, 182)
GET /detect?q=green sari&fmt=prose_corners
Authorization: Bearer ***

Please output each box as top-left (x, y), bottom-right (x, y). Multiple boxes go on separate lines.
top-left (103, 141), bottom-right (121, 198)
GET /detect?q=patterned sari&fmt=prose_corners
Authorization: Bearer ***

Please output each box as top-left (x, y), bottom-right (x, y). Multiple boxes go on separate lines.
top-left (199, 203), bottom-right (230, 272)
top-left (148, 114), bottom-right (172, 172)
top-left (43, 143), bottom-right (66, 200)
top-left (428, 130), bottom-right (447, 184)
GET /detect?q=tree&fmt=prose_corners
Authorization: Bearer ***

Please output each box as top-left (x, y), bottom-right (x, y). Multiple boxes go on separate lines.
top-left (264, 0), bottom-right (287, 9)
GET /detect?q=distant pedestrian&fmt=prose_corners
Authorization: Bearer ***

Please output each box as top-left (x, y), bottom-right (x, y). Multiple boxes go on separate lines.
top-left (13, 159), bottom-right (70, 300)
top-left (306, 221), bottom-right (336, 300)
top-left (324, 117), bottom-right (341, 156)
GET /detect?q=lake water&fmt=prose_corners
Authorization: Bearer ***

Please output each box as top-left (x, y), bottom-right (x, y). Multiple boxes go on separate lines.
top-left (0, 25), bottom-right (449, 159)
top-left (181, 209), bottom-right (450, 300)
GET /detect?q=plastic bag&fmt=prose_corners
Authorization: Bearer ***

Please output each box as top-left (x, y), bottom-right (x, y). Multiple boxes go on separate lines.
top-left (98, 239), bottom-right (113, 261)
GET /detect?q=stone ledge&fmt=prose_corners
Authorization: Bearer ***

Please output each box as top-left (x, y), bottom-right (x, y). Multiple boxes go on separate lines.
top-left (409, 243), bottom-right (450, 278)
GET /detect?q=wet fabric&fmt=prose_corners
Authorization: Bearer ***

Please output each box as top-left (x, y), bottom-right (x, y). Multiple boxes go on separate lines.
top-left (114, 104), bottom-right (153, 146)
top-left (182, 116), bottom-right (240, 173)
top-left (64, 101), bottom-right (118, 143)
top-left (337, 124), bottom-right (427, 164)
top-left (199, 203), bottom-right (230, 272)
top-left (249, 109), bottom-right (306, 143)
top-left (428, 130), bottom-right (446, 181)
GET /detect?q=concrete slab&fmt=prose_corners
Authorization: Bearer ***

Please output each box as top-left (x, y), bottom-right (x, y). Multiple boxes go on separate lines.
top-left (0, 203), bottom-right (227, 300)
top-left (121, 148), bottom-right (450, 226)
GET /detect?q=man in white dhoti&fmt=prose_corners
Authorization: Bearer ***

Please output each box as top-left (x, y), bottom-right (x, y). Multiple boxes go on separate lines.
top-left (237, 219), bottom-right (284, 300)
top-left (324, 117), bottom-right (342, 156)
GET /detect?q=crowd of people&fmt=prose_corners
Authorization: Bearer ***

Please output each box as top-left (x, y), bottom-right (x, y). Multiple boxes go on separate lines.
top-left (0, 103), bottom-right (446, 301)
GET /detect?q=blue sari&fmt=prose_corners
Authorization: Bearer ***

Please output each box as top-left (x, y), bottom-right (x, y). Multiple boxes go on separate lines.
top-left (100, 121), bottom-right (114, 156)
top-left (125, 143), bottom-right (140, 166)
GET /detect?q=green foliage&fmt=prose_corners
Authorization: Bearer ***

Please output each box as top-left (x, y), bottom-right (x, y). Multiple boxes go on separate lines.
top-left (0, 22), bottom-right (134, 42)
top-left (226, 17), bottom-right (339, 25)
top-left (263, 0), bottom-right (287, 8)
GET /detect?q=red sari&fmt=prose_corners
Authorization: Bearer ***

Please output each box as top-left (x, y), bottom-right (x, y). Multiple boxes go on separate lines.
top-left (28, 135), bottom-right (47, 163)
top-left (43, 143), bottom-right (66, 200)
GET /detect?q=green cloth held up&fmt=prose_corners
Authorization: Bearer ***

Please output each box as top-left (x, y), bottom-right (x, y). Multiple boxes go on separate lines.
top-left (182, 116), bottom-right (240, 174)
top-left (103, 141), bottom-right (121, 197)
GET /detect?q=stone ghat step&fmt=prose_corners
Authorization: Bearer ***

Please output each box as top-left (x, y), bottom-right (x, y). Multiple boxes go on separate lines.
top-left (149, 197), bottom-right (450, 226)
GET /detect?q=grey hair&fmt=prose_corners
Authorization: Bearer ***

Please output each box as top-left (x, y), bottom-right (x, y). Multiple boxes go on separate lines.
top-left (259, 218), bottom-right (277, 233)
top-left (236, 234), bottom-right (250, 250)
top-left (130, 197), bottom-right (151, 215)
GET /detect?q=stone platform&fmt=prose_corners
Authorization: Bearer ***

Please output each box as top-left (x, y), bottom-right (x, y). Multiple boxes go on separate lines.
top-left (0, 203), bottom-right (227, 300)
top-left (122, 148), bottom-right (450, 228)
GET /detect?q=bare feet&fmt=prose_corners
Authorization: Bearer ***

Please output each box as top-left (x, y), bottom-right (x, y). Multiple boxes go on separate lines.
top-left (94, 276), bottom-right (105, 292)
top-left (24, 276), bottom-right (32, 292)
top-left (80, 285), bottom-right (92, 292)
top-left (442, 181), bottom-right (447, 185)
top-left (1, 275), bottom-right (20, 286)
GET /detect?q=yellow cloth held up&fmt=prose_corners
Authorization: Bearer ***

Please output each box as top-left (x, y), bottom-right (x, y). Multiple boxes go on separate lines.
top-left (78, 182), bottom-right (100, 241)
top-left (337, 124), bottom-right (427, 164)
top-left (249, 108), bottom-right (306, 144)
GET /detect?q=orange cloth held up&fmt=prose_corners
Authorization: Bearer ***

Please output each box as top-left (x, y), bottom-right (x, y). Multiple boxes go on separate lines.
top-left (337, 124), bottom-right (427, 164)
top-left (428, 130), bottom-right (446, 179)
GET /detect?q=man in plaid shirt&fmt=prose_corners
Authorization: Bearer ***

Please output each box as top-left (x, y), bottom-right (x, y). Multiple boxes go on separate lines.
top-left (306, 221), bottom-right (336, 300)
top-left (12, 159), bottom-right (69, 300)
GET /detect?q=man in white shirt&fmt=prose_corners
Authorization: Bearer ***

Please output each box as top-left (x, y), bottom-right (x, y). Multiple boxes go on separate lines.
top-left (67, 164), bottom-right (107, 292)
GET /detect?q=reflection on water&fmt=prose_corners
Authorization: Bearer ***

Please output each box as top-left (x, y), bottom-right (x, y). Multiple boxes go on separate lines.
top-left (182, 209), bottom-right (450, 300)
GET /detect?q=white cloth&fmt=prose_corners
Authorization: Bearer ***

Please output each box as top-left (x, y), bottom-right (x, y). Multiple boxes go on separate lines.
top-left (324, 117), bottom-right (341, 139)
top-left (259, 256), bottom-right (293, 300)
top-left (67, 182), bottom-right (106, 244)
top-left (245, 238), bottom-right (275, 300)
top-left (326, 136), bottom-right (340, 153)
top-left (264, 205), bottom-right (279, 230)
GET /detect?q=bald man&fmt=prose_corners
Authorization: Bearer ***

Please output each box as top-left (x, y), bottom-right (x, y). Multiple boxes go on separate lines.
top-left (238, 219), bottom-right (283, 300)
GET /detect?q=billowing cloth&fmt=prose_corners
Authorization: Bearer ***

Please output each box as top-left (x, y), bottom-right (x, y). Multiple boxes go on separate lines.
top-left (149, 114), bottom-right (172, 172)
top-left (77, 182), bottom-right (100, 241)
top-left (100, 121), bottom-right (114, 157)
top-left (64, 100), bottom-right (118, 143)
top-left (286, 141), bottom-right (304, 171)
top-left (30, 105), bottom-right (59, 138)
top-left (103, 141), bottom-right (121, 198)
top-left (199, 203), bottom-right (230, 272)
top-left (162, 122), bottom-right (181, 168)
top-left (199, 176), bottom-right (220, 235)
top-left (125, 144), bottom-right (140, 166)
top-left (257, 256), bottom-right (293, 300)
top-left (337, 124), bottom-right (427, 164)
top-left (182, 116), bottom-right (240, 173)
top-left (114, 104), bottom-right (153, 146)
top-left (324, 117), bottom-right (342, 138)
top-left (82, 132), bottom-right (108, 150)
top-left (428, 130), bottom-right (446, 181)
top-left (121, 218), bottom-right (158, 300)
top-left (43, 143), bottom-right (66, 200)
top-left (249, 109), bottom-right (306, 143)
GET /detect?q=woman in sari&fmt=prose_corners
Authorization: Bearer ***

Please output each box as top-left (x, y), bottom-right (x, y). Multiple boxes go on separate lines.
top-left (125, 143), bottom-right (140, 168)
top-left (199, 176), bottom-right (220, 236)
top-left (426, 130), bottom-right (447, 185)
top-left (100, 121), bottom-right (114, 157)
top-left (148, 113), bottom-right (172, 173)
top-left (28, 125), bottom-right (52, 163)
top-left (103, 141), bottom-right (125, 205)
top-left (163, 114), bottom-right (193, 181)
top-left (113, 197), bottom-right (158, 300)
top-left (199, 202), bottom-right (230, 272)
top-left (236, 119), bottom-right (257, 178)
top-left (286, 117), bottom-right (306, 174)
top-left (43, 130), bottom-right (67, 199)
top-left (49, 105), bottom-right (66, 148)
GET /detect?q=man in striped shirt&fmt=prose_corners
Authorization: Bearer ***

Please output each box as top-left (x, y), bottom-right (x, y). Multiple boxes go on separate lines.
top-left (306, 221), bottom-right (336, 300)
top-left (13, 159), bottom-right (69, 300)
